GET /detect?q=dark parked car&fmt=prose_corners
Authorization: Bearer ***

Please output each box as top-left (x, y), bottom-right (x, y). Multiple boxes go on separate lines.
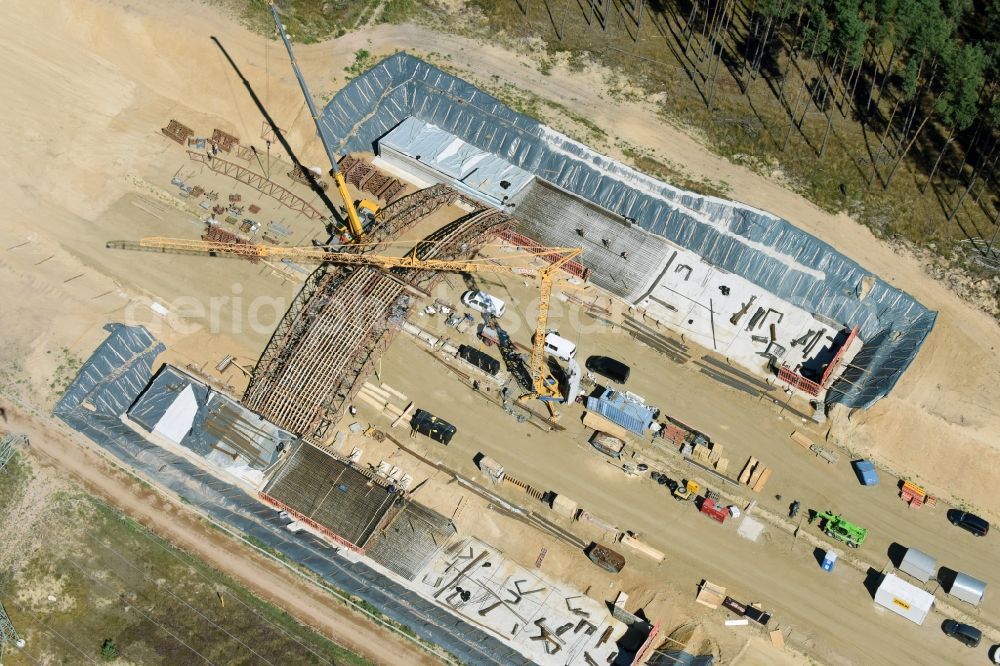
top-left (585, 355), bottom-right (630, 383)
top-left (942, 619), bottom-right (982, 647)
top-left (948, 509), bottom-right (989, 537)
top-left (410, 409), bottom-right (457, 446)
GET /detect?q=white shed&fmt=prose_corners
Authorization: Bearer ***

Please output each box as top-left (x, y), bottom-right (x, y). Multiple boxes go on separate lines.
top-left (899, 548), bottom-right (937, 583)
top-left (948, 572), bottom-right (987, 606)
top-left (874, 573), bottom-right (935, 625)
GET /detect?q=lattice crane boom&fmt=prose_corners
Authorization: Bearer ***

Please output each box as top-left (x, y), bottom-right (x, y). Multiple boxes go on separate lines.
top-left (268, 1), bottom-right (365, 241)
top-left (109, 237), bottom-right (583, 401)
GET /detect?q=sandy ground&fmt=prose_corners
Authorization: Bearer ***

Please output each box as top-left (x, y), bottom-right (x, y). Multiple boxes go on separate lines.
top-left (0, 403), bottom-right (440, 666)
top-left (0, 0), bottom-right (998, 664)
top-left (292, 20), bottom-right (1000, 519)
top-left (0, 0), bottom-right (993, 514)
top-left (375, 279), bottom-right (995, 666)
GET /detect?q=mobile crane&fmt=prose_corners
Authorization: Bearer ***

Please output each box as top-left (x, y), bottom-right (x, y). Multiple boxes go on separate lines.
top-left (267, 1), bottom-right (370, 241)
top-left (108, 237), bottom-right (583, 404)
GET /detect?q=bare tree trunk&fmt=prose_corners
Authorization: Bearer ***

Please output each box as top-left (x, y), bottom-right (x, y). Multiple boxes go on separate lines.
top-left (684, 3), bottom-right (699, 55)
top-left (706, 0), bottom-right (734, 107)
top-left (783, 78), bottom-right (808, 150)
top-left (819, 52), bottom-right (840, 111)
top-left (886, 114), bottom-right (931, 187)
top-left (863, 40), bottom-right (879, 112)
top-left (986, 206), bottom-right (1000, 257)
top-left (635, 0), bottom-right (645, 42)
top-left (974, 169), bottom-right (993, 206)
top-left (742, 0), bottom-right (760, 82)
top-left (895, 60), bottom-right (934, 157)
top-left (820, 107), bottom-right (834, 157)
top-left (846, 61), bottom-right (863, 113)
top-left (951, 119), bottom-right (985, 188)
top-left (949, 139), bottom-right (999, 222)
top-left (816, 53), bottom-right (842, 157)
top-left (749, 0), bottom-right (784, 88)
top-left (872, 43), bottom-right (897, 112)
top-left (868, 98), bottom-right (901, 189)
top-left (922, 130), bottom-right (955, 194)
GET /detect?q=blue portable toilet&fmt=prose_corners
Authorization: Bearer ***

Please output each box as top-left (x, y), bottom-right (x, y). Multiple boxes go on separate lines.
top-left (852, 460), bottom-right (879, 486)
top-left (821, 549), bottom-right (838, 572)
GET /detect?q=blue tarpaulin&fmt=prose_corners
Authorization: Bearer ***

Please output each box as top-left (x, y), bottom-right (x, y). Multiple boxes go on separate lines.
top-left (319, 53), bottom-right (937, 409)
top-left (585, 389), bottom-right (656, 435)
top-left (852, 460), bottom-right (880, 486)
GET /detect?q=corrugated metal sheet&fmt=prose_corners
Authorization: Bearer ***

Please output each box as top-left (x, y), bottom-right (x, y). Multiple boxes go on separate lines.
top-left (586, 397), bottom-right (647, 435)
top-left (380, 117), bottom-right (534, 205)
top-left (55, 325), bottom-right (533, 666)
top-left (320, 53), bottom-right (937, 409)
top-left (899, 547), bottom-right (937, 583)
top-left (949, 572), bottom-right (987, 606)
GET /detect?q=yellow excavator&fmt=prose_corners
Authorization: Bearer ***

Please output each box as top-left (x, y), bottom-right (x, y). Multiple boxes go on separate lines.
top-left (109, 237), bottom-right (583, 404)
top-left (268, 1), bottom-right (371, 241)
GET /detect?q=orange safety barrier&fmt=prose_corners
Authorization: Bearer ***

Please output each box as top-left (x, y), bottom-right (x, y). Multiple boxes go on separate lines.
top-left (777, 365), bottom-right (822, 396)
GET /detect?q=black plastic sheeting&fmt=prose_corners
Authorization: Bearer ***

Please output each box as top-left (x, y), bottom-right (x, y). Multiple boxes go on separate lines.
top-left (458, 344), bottom-right (500, 376)
top-left (647, 651), bottom-right (714, 666)
top-left (54, 324), bottom-right (533, 666)
top-left (128, 365), bottom-right (292, 469)
top-left (319, 53), bottom-right (937, 409)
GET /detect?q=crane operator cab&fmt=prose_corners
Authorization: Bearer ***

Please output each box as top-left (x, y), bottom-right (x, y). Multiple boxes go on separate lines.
top-left (357, 199), bottom-right (380, 227)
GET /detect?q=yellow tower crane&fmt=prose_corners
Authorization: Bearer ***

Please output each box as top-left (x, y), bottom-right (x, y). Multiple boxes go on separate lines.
top-left (112, 237), bottom-right (584, 403)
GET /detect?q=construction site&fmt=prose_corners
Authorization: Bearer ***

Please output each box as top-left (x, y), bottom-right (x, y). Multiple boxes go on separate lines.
top-left (5, 1), bottom-right (1000, 665)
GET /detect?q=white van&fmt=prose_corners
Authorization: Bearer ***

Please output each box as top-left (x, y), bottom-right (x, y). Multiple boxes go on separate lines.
top-left (461, 290), bottom-right (506, 317)
top-left (543, 332), bottom-right (577, 361)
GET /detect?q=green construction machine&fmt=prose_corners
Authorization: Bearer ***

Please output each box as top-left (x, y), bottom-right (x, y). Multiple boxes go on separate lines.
top-left (809, 510), bottom-right (868, 548)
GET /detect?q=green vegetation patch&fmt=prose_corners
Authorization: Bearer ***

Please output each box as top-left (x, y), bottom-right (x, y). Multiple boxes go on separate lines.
top-left (3, 477), bottom-right (374, 666)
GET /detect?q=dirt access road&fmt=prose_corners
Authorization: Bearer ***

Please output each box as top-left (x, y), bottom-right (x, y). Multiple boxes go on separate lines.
top-left (290, 18), bottom-right (1000, 518)
top-left (1, 0), bottom-right (996, 521)
top-left (379, 332), bottom-right (986, 666)
top-left (0, 402), bottom-right (441, 666)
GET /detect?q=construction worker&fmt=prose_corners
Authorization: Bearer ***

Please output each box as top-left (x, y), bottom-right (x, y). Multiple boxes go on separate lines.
top-left (620, 250), bottom-right (629, 260)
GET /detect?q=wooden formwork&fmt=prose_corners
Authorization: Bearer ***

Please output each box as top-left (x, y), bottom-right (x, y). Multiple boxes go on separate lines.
top-left (242, 188), bottom-right (507, 440)
top-left (243, 266), bottom-right (407, 440)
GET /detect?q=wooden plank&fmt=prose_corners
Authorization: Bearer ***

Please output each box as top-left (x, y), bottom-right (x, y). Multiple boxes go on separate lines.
top-left (715, 458), bottom-right (729, 475)
top-left (747, 465), bottom-right (765, 489)
top-left (582, 411), bottom-right (632, 442)
top-left (390, 402), bottom-right (416, 429)
top-left (380, 383), bottom-right (408, 402)
top-left (751, 467), bottom-right (772, 492)
top-left (357, 393), bottom-right (389, 412)
top-left (790, 430), bottom-right (813, 449)
top-left (696, 581), bottom-right (727, 609)
top-left (362, 382), bottom-right (391, 399)
top-left (738, 457), bottom-right (757, 485)
top-left (770, 629), bottom-right (785, 649)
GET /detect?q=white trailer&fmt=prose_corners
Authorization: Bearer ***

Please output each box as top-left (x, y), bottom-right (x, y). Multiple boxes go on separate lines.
top-left (874, 573), bottom-right (934, 625)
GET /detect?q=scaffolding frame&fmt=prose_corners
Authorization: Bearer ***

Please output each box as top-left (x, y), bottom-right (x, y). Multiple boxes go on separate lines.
top-left (187, 150), bottom-right (327, 220)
